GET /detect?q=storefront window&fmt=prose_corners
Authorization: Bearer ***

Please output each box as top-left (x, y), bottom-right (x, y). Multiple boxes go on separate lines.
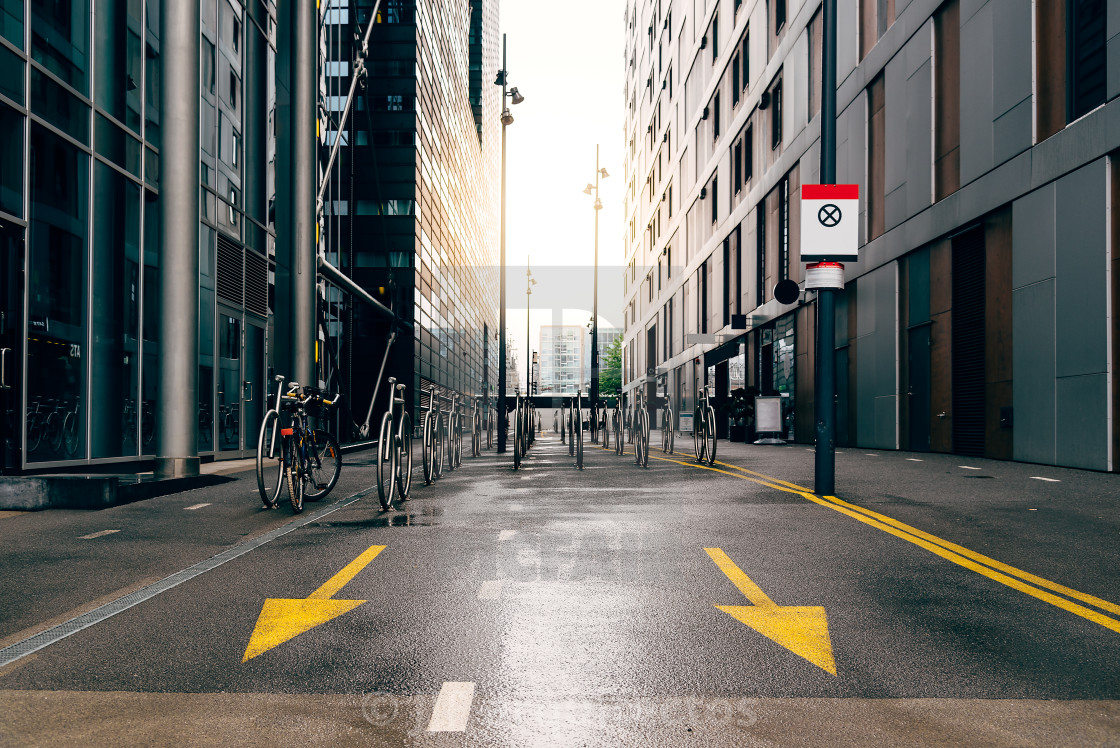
top-left (91, 162), bottom-right (140, 458)
top-left (27, 124), bottom-right (88, 462)
top-left (199, 224), bottom-right (215, 451)
top-left (30, 66), bottom-right (90, 145)
top-left (0, 43), bottom-right (24, 105)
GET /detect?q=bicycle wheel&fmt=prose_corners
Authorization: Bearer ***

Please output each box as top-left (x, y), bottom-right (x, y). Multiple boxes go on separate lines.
top-left (446, 415), bottom-right (457, 472)
top-left (62, 411), bottom-right (80, 457)
top-left (376, 412), bottom-right (397, 509)
top-left (397, 412), bottom-right (413, 501)
top-left (575, 413), bottom-right (584, 469)
top-left (694, 408), bottom-right (705, 462)
top-left (435, 420), bottom-right (445, 479)
top-left (422, 413), bottom-right (434, 485)
top-left (305, 429), bottom-right (341, 501)
top-left (286, 437), bottom-right (304, 513)
top-left (454, 415), bottom-right (463, 467)
top-left (513, 409), bottom-right (522, 469)
top-left (487, 412), bottom-right (494, 449)
top-left (472, 412), bottom-right (481, 456)
top-left (47, 413), bottom-right (64, 453)
top-left (255, 410), bottom-right (283, 508)
top-left (614, 412), bottom-right (623, 455)
top-left (641, 410), bottom-right (651, 467)
top-left (705, 406), bottom-right (717, 465)
top-left (568, 411), bottom-right (574, 456)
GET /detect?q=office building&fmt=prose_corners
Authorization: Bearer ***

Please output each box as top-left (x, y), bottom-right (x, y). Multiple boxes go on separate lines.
top-left (539, 325), bottom-right (584, 394)
top-left (621, 0), bottom-right (1119, 470)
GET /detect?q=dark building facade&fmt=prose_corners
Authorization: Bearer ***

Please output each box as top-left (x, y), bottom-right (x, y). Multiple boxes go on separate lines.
top-left (622, 0), bottom-right (1120, 471)
top-left (0, 0), bottom-right (499, 472)
top-left (318, 0), bottom-right (500, 438)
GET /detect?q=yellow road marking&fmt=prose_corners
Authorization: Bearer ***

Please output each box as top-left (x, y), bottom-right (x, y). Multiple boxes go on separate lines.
top-left (307, 544), bottom-right (386, 600)
top-left (243, 545), bottom-right (385, 662)
top-left (705, 547), bottom-right (836, 675)
top-left (661, 454), bottom-right (1120, 636)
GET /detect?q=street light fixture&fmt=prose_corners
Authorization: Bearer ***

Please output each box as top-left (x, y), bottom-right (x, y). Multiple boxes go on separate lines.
top-left (583, 144), bottom-right (608, 442)
top-left (496, 34), bottom-right (525, 453)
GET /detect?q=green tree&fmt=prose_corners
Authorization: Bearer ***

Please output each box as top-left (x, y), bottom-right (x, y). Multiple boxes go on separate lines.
top-left (598, 337), bottom-right (622, 397)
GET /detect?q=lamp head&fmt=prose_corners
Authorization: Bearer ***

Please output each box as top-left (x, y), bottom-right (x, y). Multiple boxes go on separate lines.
top-left (501, 108), bottom-right (514, 126)
top-left (583, 184), bottom-right (594, 195)
top-left (599, 167), bottom-right (610, 178)
top-left (509, 87), bottom-right (525, 105)
top-left (494, 70), bottom-right (507, 86)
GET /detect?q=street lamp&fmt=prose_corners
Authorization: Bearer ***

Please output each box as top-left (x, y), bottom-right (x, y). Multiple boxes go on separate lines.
top-left (583, 144), bottom-right (608, 442)
top-left (495, 34), bottom-right (525, 453)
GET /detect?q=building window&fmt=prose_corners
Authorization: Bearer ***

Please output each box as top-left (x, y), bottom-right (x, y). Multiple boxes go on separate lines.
top-left (713, 92), bottom-right (721, 140)
top-left (742, 29), bottom-right (750, 93)
top-left (745, 123), bottom-right (754, 181)
top-left (775, 0), bottom-right (786, 30)
top-left (770, 79), bottom-right (782, 149)
top-left (733, 140), bottom-right (743, 193)
top-left (778, 177), bottom-right (789, 280)
top-left (808, 10), bottom-right (823, 118)
top-left (934, 0), bottom-right (960, 199)
top-left (710, 176), bottom-right (718, 224)
top-left (756, 207), bottom-right (766, 303)
top-left (732, 51), bottom-right (741, 107)
top-left (868, 72), bottom-right (886, 240)
top-left (722, 237), bottom-right (731, 327)
top-left (711, 13), bottom-right (719, 60)
top-left (859, 0), bottom-right (895, 60)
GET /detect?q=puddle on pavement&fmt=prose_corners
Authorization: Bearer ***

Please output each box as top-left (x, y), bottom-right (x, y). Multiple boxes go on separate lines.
top-left (309, 506), bottom-right (443, 529)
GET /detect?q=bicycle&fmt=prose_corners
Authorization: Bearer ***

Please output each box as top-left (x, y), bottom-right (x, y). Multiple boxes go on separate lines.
top-left (422, 386), bottom-right (445, 485)
top-left (513, 394), bottom-right (522, 470)
top-left (486, 405), bottom-right (494, 449)
top-left (448, 393), bottom-right (463, 469)
top-left (279, 384), bottom-right (343, 513)
top-left (614, 397), bottom-right (624, 456)
top-left (256, 374), bottom-right (291, 508)
top-left (573, 392), bottom-right (584, 470)
top-left (662, 393), bottom-right (675, 454)
top-left (633, 388), bottom-right (650, 468)
top-left (376, 376), bottom-right (412, 511)
top-left (471, 398), bottom-right (482, 457)
top-left (694, 384), bottom-right (717, 466)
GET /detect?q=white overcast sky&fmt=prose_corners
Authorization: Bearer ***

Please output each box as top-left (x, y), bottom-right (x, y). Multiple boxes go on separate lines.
top-left (500, 0), bottom-right (628, 386)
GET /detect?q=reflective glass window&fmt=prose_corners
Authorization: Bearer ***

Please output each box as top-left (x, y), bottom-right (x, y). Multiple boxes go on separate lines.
top-left (31, 0), bottom-right (89, 95)
top-left (95, 112), bottom-right (141, 176)
top-left (199, 224), bottom-right (215, 451)
top-left (1, 0), bottom-right (23, 49)
top-left (31, 66), bottom-right (89, 144)
top-left (140, 189), bottom-right (158, 453)
top-left (0, 42), bottom-right (24, 105)
top-left (91, 162), bottom-right (141, 458)
top-left (0, 104), bottom-right (22, 217)
top-left (27, 123), bottom-right (89, 462)
top-left (144, 0), bottom-right (158, 145)
top-left (94, 0), bottom-right (142, 133)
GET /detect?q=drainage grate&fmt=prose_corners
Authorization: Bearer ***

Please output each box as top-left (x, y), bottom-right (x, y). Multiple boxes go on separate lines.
top-left (0, 485), bottom-right (378, 669)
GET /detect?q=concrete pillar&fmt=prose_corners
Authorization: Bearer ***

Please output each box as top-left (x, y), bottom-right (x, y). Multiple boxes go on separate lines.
top-left (155, 0), bottom-right (201, 478)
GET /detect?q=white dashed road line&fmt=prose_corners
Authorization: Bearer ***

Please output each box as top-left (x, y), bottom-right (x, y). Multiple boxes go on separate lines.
top-left (427, 681), bottom-right (476, 732)
top-left (1031, 477), bottom-right (1061, 482)
top-left (498, 530), bottom-right (517, 541)
top-left (960, 466), bottom-right (982, 470)
top-left (185, 503), bottom-right (211, 511)
top-left (79, 530), bottom-right (120, 540)
top-left (907, 458), bottom-right (924, 462)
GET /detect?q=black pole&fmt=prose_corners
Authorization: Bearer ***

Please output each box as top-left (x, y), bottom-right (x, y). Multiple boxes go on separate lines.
top-left (590, 145), bottom-right (600, 442)
top-left (814, 0), bottom-right (838, 495)
top-left (497, 35), bottom-right (509, 453)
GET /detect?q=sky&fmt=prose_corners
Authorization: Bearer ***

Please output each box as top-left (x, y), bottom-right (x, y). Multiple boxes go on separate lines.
top-left (499, 0), bottom-right (629, 388)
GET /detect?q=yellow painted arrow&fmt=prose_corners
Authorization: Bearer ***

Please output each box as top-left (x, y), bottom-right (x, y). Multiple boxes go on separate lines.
top-left (705, 547), bottom-right (836, 676)
top-left (243, 544), bottom-right (386, 662)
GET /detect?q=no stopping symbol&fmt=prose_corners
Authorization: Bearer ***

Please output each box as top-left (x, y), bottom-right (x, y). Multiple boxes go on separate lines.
top-left (818, 204), bottom-right (842, 227)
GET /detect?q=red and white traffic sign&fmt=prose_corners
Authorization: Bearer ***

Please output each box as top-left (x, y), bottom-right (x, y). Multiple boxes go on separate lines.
top-left (801, 184), bottom-right (859, 263)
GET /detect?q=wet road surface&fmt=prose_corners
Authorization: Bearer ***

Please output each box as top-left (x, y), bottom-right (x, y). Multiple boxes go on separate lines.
top-left (1, 431), bottom-right (1119, 746)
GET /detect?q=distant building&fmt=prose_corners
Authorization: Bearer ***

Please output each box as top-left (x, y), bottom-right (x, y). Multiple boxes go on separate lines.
top-left (539, 326), bottom-right (584, 395)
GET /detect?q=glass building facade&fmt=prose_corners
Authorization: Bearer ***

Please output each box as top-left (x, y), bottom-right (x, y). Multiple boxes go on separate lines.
top-left (318, 0), bottom-right (500, 437)
top-left (0, 0), bottom-right (277, 470)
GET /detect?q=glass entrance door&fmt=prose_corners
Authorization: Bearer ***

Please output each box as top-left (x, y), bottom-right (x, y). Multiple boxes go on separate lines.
top-left (243, 320), bottom-right (265, 452)
top-left (0, 221), bottom-right (23, 472)
top-left (217, 308), bottom-right (243, 455)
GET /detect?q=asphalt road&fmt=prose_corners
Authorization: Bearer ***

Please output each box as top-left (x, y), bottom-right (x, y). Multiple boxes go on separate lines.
top-left (1, 429), bottom-right (1119, 746)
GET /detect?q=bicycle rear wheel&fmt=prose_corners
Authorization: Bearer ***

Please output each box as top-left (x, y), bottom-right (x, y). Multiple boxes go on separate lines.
top-left (704, 406), bottom-right (717, 465)
top-left (694, 409), bottom-right (705, 462)
top-left (435, 420), bottom-right (445, 479)
top-left (397, 412), bottom-right (413, 501)
top-left (376, 412), bottom-right (397, 509)
top-left (305, 429), bottom-right (341, 500)
top-left (255, 409), bottom-right (283, 508)
top-left (641, 410), bottom-right (651, 467)
top-left (514, 409), bottom-right (522, 469)
top-left (286, 437), bottom-right (304, 513)
top-left (576, 414), bottom-right (584, 469)
top-left (422, 413), bottom-right (434, 484)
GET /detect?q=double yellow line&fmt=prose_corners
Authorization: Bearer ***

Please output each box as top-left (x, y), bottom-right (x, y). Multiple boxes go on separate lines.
top-left (631, 446), bottom-right (1120, 636)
